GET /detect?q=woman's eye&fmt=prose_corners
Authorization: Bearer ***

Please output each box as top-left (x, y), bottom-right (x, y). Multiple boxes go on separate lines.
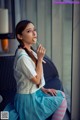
top-left (27, 30), bottom-right (31, 33)
top-left (27, 29), bottom-right (37, 33)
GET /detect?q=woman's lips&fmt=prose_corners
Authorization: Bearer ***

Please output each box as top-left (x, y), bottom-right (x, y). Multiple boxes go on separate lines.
top-left (33, 36), bottom-right (37, 39)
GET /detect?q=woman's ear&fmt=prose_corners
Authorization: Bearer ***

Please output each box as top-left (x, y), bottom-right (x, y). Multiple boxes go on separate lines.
top-left (17, 34), bottom-right (22, 40)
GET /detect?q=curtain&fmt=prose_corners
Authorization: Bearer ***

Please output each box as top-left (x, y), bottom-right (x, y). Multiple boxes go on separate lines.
top-left (14, 0), bottom-right (52, 58)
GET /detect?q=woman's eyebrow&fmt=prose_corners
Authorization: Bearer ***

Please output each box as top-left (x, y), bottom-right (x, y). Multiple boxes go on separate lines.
top-left (26, 27), bottom-right (35, 31)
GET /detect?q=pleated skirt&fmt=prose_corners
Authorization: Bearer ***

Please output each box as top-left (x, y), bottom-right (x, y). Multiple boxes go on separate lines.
top-left (4, 89), bottom-right (65, 120)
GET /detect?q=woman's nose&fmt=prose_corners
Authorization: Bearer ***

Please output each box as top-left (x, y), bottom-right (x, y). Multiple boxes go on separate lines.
top-left (33, 31), bottom-right (37, 36)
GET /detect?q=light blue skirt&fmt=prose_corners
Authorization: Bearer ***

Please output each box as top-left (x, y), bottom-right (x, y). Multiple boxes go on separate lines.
top-left (4, 89), bottom-right (64, 120)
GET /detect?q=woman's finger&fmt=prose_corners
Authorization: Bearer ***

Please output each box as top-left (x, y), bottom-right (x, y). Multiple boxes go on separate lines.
top-left (48, 89), bottom-right (57, 96)
top-left (52, 89), bottom-right (57, 96)
top-left (37, 44), bottom-right (41, 52)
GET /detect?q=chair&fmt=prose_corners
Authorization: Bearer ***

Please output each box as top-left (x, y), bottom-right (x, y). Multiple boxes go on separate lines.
top-left (0, 55), bottom-right (63, 119)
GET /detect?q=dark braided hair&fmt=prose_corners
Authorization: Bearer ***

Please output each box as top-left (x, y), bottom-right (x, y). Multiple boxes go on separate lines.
top-left (15, 20), bottom-right (37, 65)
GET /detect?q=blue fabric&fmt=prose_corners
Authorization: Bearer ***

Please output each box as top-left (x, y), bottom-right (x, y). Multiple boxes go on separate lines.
top-left (43, 56), bottom-right (59, 81)
top-left (4, 89), bottom-right (64, 120)
top-left (4, 103), bottom-right (19, 120)
top-left (44, 77), bottom-right (63, 91)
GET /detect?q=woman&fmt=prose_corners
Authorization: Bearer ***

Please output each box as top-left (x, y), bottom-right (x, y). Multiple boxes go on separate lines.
top-left (4, 20), bottom-right (67, 120)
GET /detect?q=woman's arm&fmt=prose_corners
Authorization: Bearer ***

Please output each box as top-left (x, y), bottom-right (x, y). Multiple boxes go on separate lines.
top-left (31, 44), bottom-right (46, 85)
top-left (31, 59), bottom-right (43, 85)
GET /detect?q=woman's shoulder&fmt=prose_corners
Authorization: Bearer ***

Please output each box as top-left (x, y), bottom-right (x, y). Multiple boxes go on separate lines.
top-left (14, 49), bottom-right (29, 67)
top-left (14, 48), bottom-right (36, 67)
top-left (17, 48), bottom-right (26, 55)
top-left (15, 48), bottom-right (29, 59)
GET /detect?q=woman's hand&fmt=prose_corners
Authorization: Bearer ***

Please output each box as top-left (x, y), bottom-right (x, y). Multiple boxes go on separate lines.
top-left (41, 87), bottom-right (57, 96)
top-left (37, 44), bottom-right (46, 61)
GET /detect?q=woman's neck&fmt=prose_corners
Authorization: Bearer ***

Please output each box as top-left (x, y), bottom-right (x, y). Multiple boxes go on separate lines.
top-left (24, 45), bottom-right (32, 52)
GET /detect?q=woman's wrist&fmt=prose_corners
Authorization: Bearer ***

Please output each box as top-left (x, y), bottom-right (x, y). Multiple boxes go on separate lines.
top-left (38, 58), bottom-right (43, 62)
top-left (41, 87), bottom-right (45, 91)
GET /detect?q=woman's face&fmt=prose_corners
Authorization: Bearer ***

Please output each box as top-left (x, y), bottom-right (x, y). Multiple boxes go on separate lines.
top-left (19, 23), bottom-right (37, 46)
